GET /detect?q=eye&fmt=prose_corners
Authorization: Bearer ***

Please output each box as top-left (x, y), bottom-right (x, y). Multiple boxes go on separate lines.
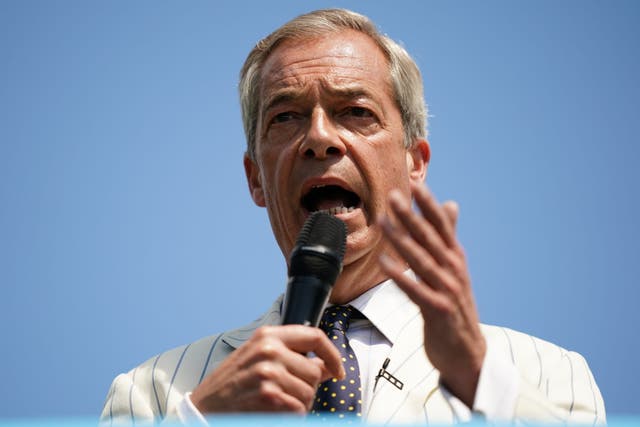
top-left (337, 105), bottom-right (380, 135)
top-left (272, 111), bottom-right (297, 124)
top-left (347, 106), bottom-right (373, 118)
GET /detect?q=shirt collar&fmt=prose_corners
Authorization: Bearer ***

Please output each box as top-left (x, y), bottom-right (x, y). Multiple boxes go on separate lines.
top-left (348, 270), bottom-right (420, 346)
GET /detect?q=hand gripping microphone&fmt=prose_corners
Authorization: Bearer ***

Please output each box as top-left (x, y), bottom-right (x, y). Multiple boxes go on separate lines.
top-left (282, 211), bottom-right (347, 326)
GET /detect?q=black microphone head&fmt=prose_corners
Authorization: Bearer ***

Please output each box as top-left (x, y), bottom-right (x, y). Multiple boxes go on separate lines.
top-left (294, 211), bottom-right (347, 256)
top-left (289, 211), bottom-right (347, 284)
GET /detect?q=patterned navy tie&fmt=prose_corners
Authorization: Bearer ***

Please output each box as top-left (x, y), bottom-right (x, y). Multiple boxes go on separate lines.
top-left (311, 305), bottom-right (362, 420)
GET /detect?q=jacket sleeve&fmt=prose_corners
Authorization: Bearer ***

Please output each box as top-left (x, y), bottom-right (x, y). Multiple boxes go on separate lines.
top-left (100, 366), bottom-right (158, 426)
top-left (100, 335), bottom-right (225, 426)
top-left (481, 326), bottom-right (606, 424)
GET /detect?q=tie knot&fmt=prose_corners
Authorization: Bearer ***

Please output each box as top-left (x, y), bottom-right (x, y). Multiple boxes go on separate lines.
top-left (319, 305), bottom-right (356, 334)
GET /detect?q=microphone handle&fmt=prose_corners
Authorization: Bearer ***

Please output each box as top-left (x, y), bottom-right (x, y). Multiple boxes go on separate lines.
top-left (281, 276), bottom-right (332, 326)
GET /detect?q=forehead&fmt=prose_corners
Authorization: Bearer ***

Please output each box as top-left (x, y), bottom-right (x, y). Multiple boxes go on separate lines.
top-left (258, 30), bottom-right (392, 100)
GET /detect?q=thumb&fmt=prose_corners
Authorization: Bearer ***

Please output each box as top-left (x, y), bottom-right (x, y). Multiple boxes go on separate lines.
top-left (442, 200), bottom-right (459, 230)
top-left (310, 355), bottom-right (343, 382)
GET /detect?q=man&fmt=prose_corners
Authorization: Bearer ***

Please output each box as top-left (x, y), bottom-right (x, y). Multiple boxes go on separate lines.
top-left (101, 9), bottom-right (605, 425)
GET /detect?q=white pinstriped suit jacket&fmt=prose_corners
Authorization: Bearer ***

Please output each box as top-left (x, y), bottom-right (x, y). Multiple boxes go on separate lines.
top-left (101, 294), bottom-right (605, 425)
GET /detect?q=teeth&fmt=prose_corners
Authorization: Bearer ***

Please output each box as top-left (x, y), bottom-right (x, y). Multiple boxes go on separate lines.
top-left (316, 206), bottom-right (355, 215)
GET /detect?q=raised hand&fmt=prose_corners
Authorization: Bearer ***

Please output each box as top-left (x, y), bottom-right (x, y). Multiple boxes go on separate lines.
top-left (378, 181), bottom-right (486, 407)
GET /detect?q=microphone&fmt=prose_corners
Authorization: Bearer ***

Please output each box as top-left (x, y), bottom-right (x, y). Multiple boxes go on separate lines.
top-left (374, 358), bottom-right (404, 391)
top-left (281, 211), bottom-right (347, 326)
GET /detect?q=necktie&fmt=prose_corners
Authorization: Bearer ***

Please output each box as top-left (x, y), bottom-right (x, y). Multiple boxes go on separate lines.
top-left (310, 305), bottom-right (362, 420)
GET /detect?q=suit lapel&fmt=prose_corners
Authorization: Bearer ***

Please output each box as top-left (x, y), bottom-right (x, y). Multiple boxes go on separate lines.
top-left (221, 295), bottom-right (284, 349)
top-left (366, 307), bottom-right (440, 425)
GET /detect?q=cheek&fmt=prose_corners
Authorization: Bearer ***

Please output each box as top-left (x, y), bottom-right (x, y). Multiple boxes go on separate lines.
top-left (266, 125), bottom-right (300, 147)
top-left (256, 147), bottom-right (294, 200)
top-left (375, 149), bottom-right (411, 183)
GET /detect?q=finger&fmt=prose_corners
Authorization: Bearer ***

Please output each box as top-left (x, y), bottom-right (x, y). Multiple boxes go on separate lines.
top-left (309, 356), bottom-right (336, 383)
top-left (209, 359), bottom-right (309, 414)
top-left (242, 375), bottom-right (309, 414)
top-left (268, 345), bottom-right (326, 387)
top-left (379, 214), bottom-right (455, 293)
top-left (411, 182), bottom-right (456, 248)
top-left (378, 254), bottom-right (453, 315)
top-left (442, 200), bottom-right (459, 230)
top-left (265, 325), bottom-right (345, 380)
top-left (255, 362), bottom-right (319, 411)
top-left (388, 189), bottom-right (450, 267)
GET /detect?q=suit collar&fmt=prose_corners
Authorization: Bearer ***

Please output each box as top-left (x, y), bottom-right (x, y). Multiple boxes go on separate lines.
top-left (360, 272), bottom-right (442, 424)
top-left (365, 304), bottom-right (439, 424)
top-left (220, 294), bottom-right (284, 349)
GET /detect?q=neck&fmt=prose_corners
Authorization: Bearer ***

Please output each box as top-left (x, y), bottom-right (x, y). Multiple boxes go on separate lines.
top-left (328, 245), bottom-right (397, 305)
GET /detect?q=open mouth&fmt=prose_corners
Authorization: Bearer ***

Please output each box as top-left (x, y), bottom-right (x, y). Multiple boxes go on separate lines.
top-left (301, 184), bottom-right (361, 215)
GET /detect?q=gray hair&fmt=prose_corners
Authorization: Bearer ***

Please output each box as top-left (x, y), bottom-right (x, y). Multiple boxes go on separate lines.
top-left (239, 8), bottom-right (428, 160)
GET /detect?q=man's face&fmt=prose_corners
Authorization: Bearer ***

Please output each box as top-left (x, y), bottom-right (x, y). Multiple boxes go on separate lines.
top-left (245, 30), bottom-right (429, 281)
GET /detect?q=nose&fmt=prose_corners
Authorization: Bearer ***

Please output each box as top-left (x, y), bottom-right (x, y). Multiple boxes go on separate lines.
top-left (298, 108), bottom-right (346, 159)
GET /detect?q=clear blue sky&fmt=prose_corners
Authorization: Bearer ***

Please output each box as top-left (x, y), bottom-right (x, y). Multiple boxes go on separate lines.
top-left (1, 0), bottom-right (638, 419)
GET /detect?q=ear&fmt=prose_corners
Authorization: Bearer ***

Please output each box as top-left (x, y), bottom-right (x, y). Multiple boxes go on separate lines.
top-left (243, 153), bottom-right (266, 207)
top-left (406, 138), bottom-right (430, 184)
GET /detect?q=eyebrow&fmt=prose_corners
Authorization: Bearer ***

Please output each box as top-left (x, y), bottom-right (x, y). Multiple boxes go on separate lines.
top-left (326, 85), bottom-right (373, 101)
top-left (262, 89), bottom-right (302, 115)
top-left (261, 83), bottom-right (377, 115)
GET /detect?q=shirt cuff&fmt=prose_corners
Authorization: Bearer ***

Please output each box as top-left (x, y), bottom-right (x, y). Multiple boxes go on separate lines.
top-left (440, 387), bottom-right (473, 422)
top-left (176, 392), bottom-right (209, 426)
top-left (471, 339), bottom-right (520, 421)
